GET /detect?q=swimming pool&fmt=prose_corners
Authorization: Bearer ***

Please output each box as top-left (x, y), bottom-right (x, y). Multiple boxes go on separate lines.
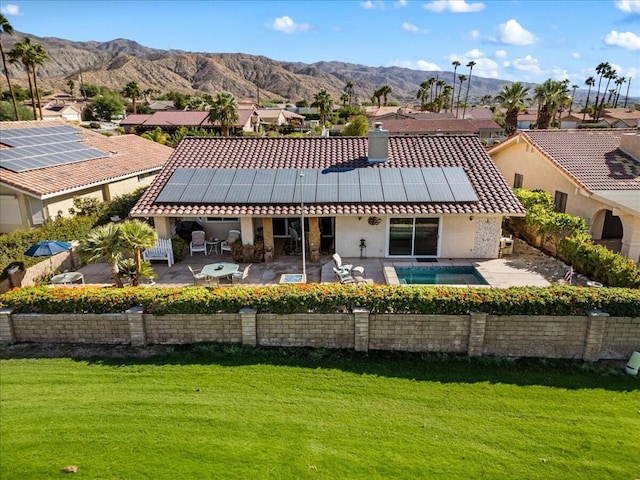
top-left (395, 266), bottom-right (489, 285)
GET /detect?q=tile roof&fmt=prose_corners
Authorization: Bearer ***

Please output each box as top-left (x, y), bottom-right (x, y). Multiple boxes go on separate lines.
top-left (376, 118), bottom-right (478, 134)
top-left (140, 111), bottom-right (209, 127)
top-left (520, 129), bottom-right (640, 192)
top-left (0, 120), bottom-right (174, 197)
top-left (132, 135), bottom-right (525, 218)
top-left (120, 114), bottom-right (153, 125)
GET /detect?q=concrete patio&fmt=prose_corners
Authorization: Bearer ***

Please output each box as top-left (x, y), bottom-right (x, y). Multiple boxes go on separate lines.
top-left (75, 250), bottom-right (551, 288)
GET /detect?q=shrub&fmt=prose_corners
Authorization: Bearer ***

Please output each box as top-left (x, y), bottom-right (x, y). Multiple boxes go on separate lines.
top-left (171, 237), bottom-right (186, 262)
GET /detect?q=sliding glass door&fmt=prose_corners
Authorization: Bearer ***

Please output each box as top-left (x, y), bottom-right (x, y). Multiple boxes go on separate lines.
top-left (388, 218), bottom-right (439, 257)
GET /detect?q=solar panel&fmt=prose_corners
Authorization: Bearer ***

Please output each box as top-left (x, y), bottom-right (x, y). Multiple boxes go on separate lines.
top-left (153, 167), bottom-right (478, 206)
top-left (0, 126), bottom-right (108, 173)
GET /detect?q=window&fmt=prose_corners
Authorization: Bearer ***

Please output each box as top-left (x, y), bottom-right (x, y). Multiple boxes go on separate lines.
top-left (513, 173), bottom-right (523, 189)
top-left (388, 218), bottom-right (439, 256)
top-left (554, 191), bottom-right (568, 213)
top-left (206, 217), bottom-right (239, 222)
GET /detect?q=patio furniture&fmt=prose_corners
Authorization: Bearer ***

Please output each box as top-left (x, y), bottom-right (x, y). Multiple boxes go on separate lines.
top-left (143, 237), bottom-right (174, 266)
top-left (50, 271), bottom-right (84, 285)
top-left (190, 231), bottom-right (207, 256)
top-left (188, 266), bottom-right (216, 286)
top-left (201, 262), bottom-right (240, 280)
top-left (231, 264), bottom-right (252, 284)
top-left (332, 253), bottom-right (353, 273)
top-left (220, 230), bottom-right (241, 253)
top-left (206, 238), bottom-right (220, 255)
top-left (288, 227), bottom-right (300, 254)
top-left (333, 267), bottom-right (355, 284)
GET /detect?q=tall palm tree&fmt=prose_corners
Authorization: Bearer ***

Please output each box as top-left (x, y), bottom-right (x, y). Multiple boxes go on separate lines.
top-left (613, 76), bottom-right (625, 108)
top-left (592, 62), bottom-right (610, 122)
top-left (417, 80), bottom-right (429, 110)
top-left (79, 223), bottom-right (126, 288)
top-left (461, 61), bottom-right (476, 118)
top-left (0, 14), bottom-right (19, 120)
top-left (66, 79), bottom-right (75, 96)
top-left (312, 88), bottom-right (333, 127)
top-left (371, 90), bottom-right (381, 108)
top-left (340, 91), bottom-right (349, 106)
top-left (582, 76), bottom-right (595, 122)
top-left (494, 82), bottom-right (530, 136)
top-left (209, 91), bottom-right (239, 136)
top-left (533, 79), bottom-right (569, 129)
top-left (345, 80), bottom-right (354, 106)
top-left (119, 220), bottom-right (157, 286)
top-left (623, 77), bottom-right (632, 108)
top-left (596, 68), bottom-right (616, 121)
top-left (379, 84), bottom-right (392, 106)
top-left (568, 84), bottom-right (579, 116)
top-left (8, 38), bottom-right (39, 120)
top-left (121, 81), bottom-right (142, 114)
top-left (455, 74), bottom-right (466, 117)
top-left (30, 41), bottom-right (47, 120)
top-left (450, 60), bottom-right (460, 114)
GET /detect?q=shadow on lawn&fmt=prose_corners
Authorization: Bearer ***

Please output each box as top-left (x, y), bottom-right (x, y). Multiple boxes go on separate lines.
top-left (3, 342), bottom-right (637, 392)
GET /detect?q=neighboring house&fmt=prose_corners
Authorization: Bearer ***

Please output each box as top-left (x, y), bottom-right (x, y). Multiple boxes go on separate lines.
top-left (147, 100), bottom-right (176, 111)
top-left (489, 129), bottom-right (640, 264)
top-left (131, 124), bottom-right (525, 262)
top-left (41, 104), bottom-right (83, 123)
top-left (467, 119), bottom-right (504, 141)
top-left (601, 108), bottom-right (640, 129)
top-left (119, 114), bottom-right (153, 133)
top-left (120, 110), bottom-right (261, 135)
top-left (374, 118), bottom-right (479, 136)
top-left (0, 120), bottom-right (174, 233)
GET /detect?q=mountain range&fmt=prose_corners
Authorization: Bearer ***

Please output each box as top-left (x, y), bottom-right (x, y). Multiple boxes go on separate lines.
top-left (2, 31), bottom-right (631, 107)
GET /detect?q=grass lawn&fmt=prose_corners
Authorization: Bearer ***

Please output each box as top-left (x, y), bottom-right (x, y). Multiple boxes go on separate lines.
top-left (1, 345), bottom-right (639, 479)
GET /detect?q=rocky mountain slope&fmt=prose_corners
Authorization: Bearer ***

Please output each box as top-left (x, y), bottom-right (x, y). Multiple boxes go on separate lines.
top-left (2, 31), bottom-right (605, 106)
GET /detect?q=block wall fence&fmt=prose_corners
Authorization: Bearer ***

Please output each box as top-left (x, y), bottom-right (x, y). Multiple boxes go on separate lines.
top-left (0, 307), bottom-right (638, 361)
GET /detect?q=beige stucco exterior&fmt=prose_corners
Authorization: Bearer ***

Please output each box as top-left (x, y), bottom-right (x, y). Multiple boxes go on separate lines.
top-left (490, 137), bottom-right (640, 264)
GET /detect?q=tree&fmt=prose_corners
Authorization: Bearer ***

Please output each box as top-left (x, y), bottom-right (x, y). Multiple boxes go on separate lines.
top-left (345, 80), bottom-right (354, 106)
top-left (0, 14), bottom-right (19, 121)
top-left (342, 115), bottom-right (369, 136)
top-left (592, 62), bottom-right (610, 122)
top-left (494, 82), bottom-right (530, 136)
top-left (613, 77), bottom-right (625, 108)
top-left (311, 88), bottom-right (333, 127)
top-left (209, 91), bottom-right (239, 136)
top-left (66, 79), bottom-right (75, 96)
top-left (450, 60), bottom-right (460, 114)
top-left (582, 76), bottom-right (595, 122)
top-left (533, 79), bottom-right (569, 129)
top-left (121, 81), bottom-right (142, 114)
top-left (79, 223), bottom-right (126, 288)
top-left (455, 74), bottom-right (466, 116)
top-left (140, 126), bottom-right (169, 145)
top-left (91, 94), bottom-right (124, 121)
top-left (568, 84), bottom-right (579, 116)
top-left (185, 96), bottom-right (210, 111)
top-left (461, 61), bottom-right (476, 118)
top-left (417, 80), bottom-right (430, 110)
top-left (118, 220), bottom-right (157, 286)
top-left (30, 41), bottom-right (47, 120)
top-left (8, 37), bottom-right (39, 120)
top-left (595, 67), bottom-right (616, 121)
top-left (379, 84), bottom-right (392, 106)
top-left (340, 92), bottom-right (349, 106)
top-left (143, 87), bottom-right (159, 103)
top-left (0, 100), bottom-right (33, 120)
top-left (371, 88), bottom-right (382, 108)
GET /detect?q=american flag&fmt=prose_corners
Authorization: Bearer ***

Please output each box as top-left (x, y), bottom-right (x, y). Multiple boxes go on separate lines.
top-left (565, 267), bottom-right (573, 283)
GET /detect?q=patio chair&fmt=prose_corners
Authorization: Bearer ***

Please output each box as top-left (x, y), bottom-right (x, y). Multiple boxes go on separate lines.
top-left (288, 227), bottom-right (300, 254)
top-left (188, 266), bottom-right (217, 286)
top-left (190, 231), bottom-right (207, 256)
top-left (333, 267), bottom-right (355, 284)
top-left (220, 230), bottom-right (241, 253)
top-left (332, 253), bottom-right (353, 273)
top-left (231, 264), bottom-right (252, 285)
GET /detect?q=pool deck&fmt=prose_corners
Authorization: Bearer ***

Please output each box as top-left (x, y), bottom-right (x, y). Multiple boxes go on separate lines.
top-left (74, 253), bottom-right (551, 288)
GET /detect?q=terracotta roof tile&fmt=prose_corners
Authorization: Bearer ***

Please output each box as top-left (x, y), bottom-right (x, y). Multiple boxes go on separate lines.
top-left (521, 129), bottom-right (640, 192)
top-left (0, 120), bottom-right (173, 197)
top-left (132, 135), bottom-right (524, 217)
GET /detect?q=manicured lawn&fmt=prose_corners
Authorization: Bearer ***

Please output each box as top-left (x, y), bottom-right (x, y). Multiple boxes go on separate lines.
top-left (1, 346), bottom-right (638, 479)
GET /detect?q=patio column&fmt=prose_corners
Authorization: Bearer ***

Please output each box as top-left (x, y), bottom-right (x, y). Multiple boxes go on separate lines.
top-left (154, 217), bottom-right (172, 239)
top-left (308, 217), bottom-right (320, 263)
top-left (240, 217), bottom-right (254, 245)
top-left (262, 218), bottom-right (274, 263)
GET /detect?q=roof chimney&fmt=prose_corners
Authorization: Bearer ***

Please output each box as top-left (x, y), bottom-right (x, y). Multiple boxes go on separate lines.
top-left (367, 122), bottom-right (388, 164)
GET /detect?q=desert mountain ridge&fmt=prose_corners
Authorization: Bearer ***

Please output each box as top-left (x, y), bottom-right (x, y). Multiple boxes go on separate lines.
top-left (2, 31), bottom-right (624, 106)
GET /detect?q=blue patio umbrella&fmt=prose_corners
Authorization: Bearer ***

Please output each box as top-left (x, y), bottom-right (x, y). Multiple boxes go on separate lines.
top-left (24, 240), bottom-right (73, 257)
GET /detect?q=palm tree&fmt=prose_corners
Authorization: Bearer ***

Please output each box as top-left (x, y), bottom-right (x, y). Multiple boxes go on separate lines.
top-left (0, 14), bottom-right (19, 120)
top-left (494, 82), bottom-right (530, 136)
top-left (371, 89), bottom-right (381, 108)
top-left (568, 84), bottom-right (579, 116)
top-left (141, 126), bottom-right (169, 145)
top-left (461, 61), bottom-right (476, 118)
top-left (592, 62), bottom-right (610, 122)
top-left (417, 80), bottom-right (429, 110)
top-left (340, 91), bottom-right (349, 106)
top-left (595, 68), bottom-right (616, 120)
top-left (209, 91), bottom-right (239, 136)
top-left (613, 76), bottom-right (625, 108)
top-left (455, 74), bottom-right (466, 117)
top-left (623, 77), bottom-right (632, 108)
top-left (450, 60), bottom-right (460, 114)
top-left (185, 96), bottom-right (210, 111)
top-left (66, 79), bottom-right (75, 96)
top-left (379, 84), bottom-right (392, 106)
top-left (30, 42), bottom-right (47, 120)
top-left (312, 88), bottom-right (333, 127)
top-left (8, 38), bottom-right (39, 120)
top-left (119, 220), bottom-right (157, 286)
top-left (79, 223), bottom-right (126, 288)
top-left (582, 76), bottom-right (595, 122)
top-left (121, 81), bottom-right (142, 114)
top-left (345, 80), bottom-right (354, 106)
top-left (533, 79), bottom-right (569, 129)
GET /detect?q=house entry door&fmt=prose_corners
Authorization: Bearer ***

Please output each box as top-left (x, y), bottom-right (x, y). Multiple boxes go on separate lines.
top-left (388, 218), bottom-right (439, 257)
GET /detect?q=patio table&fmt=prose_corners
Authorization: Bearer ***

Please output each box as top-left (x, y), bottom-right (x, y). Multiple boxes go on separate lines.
top-left (50, 272), bottom-right (84, 285)
top-left (202, 262), bottom-right (240, 279)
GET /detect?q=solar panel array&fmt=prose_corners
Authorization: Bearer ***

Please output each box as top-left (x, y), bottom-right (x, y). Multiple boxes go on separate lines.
top-left (156, 167), bottom-right (478, 204)
top-left (0, 126), bottom-right (108, 173)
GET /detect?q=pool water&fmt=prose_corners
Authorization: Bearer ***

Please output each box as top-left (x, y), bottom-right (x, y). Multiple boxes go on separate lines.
top-left (395, 266), bottom-right (488, 285)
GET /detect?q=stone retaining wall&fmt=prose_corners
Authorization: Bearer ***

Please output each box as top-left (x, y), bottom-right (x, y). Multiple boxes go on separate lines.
top-left (0, 308), bottom-right (637, 361)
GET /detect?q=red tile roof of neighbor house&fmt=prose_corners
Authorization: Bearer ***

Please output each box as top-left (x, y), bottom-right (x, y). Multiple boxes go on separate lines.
top-left (0, 120), bottom-right (174, 197)
top-left (375, 118), bottom-right (479, 134)
top-left (508, 129), bottom-right (640, 192)
top-left (131, 135), bottom-right (525, 218)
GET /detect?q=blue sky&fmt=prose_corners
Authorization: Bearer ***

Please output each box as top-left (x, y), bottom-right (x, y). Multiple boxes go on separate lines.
top-left (2, 0), bottom-right (640, 96)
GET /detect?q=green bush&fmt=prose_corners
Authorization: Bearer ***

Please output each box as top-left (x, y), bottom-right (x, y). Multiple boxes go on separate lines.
top-left (1, 285), bottom-right (638, 317)
top-left (171, 237), bottom-right (186, 262)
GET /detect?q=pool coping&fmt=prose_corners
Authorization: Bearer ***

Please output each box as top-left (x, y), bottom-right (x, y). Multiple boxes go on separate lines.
top-left (384, 260), bottom-right (490, 288)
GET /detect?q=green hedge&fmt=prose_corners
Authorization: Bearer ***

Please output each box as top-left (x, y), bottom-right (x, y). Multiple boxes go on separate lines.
top-left (1, 284), bottom-right (638, 317)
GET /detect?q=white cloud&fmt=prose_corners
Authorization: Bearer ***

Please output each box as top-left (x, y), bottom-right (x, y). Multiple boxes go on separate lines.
top-left (614, 0), bottom-right (640, 13)
top-left (402, 22), bottom-right (428, 34)
top-left (361, 0), bottom-right (375, 8)
top-left (511, 55), bottom-right (543, 74)
top-left (395, 0), bottom-right (408, 6)
top-left (423, 0), bottom-right (485, 13)
top-left (389, 59), bottom-right (442, 71)
top-left (495, 49), bottom-right (507, 59)
top-left (498, 19), bottom-right (537, 45)
top-left (470, 29), bottom-right (481, 40)
top-left (603, 30), bottom-right (640, 50)
top-left (572, 52), bottom-right (581, 59)
top-left (0, 3), bottom-right (20, 15)
top-left (269, 16), bottom-right (310, 34)
top-left (446, 50), bottom-right (498, 78)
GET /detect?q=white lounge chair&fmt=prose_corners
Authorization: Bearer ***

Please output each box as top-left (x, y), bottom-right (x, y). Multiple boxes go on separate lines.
top-left (188, 266), bottom-right (217, 286)
top-left (190, 231), bottom-right (207, 256)
top-left (332, 253), bottom-right (353, 273)
top-left (231, 264), bottom-right (252, 284)
top-left (221, 230), bottom-right (241, 253)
